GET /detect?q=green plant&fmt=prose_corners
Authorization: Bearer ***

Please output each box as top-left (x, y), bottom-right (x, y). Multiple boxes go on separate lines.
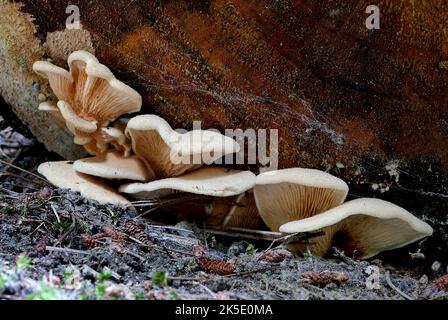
top-left (63, 267), bottom-right (74, 279)
top-left (1, 206), bottom-right (15, 215)
top-left (169, 291), bottom-right (179, 300)
top-left (16, 253), bottom-right (31, 270)
top-left (25, 283), bottom-right (60, 300)
top-left (96, 268), bottom-right (112, 282)
top-left (246, 243), bottom-right (256, 255)
top-left (94, 282), bottom-right (106, 299)
top-left (0, 273), bottom-right (7, 288)
top-left (152, 270), bottom-right (168, 287)
top-left (19, 207), bottom-right (29, 217)
top-left (53, 220), bottom-right (71, 233)
top-left (134, 291), bottom-right (145, 300)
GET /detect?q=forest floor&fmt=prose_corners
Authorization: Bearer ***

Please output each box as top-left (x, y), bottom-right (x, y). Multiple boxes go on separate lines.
top-left (0, 122), bottom-right (447, 300)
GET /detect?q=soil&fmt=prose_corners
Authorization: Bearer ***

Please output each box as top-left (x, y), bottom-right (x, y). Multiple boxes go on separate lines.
top-left (0, 124), bottom-right (447, 300)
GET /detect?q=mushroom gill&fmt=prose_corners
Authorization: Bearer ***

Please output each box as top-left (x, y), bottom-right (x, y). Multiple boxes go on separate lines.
top-left (279, 198), bottom-right (433, 259)
top-left (33, 50), bottom-right (141, 155)
top-left (253, 168), bottom-right (349, 232)
top-left (125, 115), bottom-right (240, 178)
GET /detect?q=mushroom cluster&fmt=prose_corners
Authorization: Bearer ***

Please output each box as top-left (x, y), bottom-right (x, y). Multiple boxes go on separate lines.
top-left (33, 51), bottom-right (433, 260)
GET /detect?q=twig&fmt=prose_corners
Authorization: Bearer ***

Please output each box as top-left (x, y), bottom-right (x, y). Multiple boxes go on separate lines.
top-left (50, 204), bottom-right (60, 223)
top-left (148, 224), bottom-right (194, 233)
top-left (0, 159), bottom-right (49, 184)
top-left (46, 246), bottom-right (89, 255)
top-left (125, 237), bottom-right (195, 257)
top-left (168, 276), bottom-right (208, 282)
top-left (0, 169), bottom-right (42, 186)
top-left (194, 282), bottom-right (217, 299)
top-left (222, 266), bottom-right (288, 278)
top-left (385, 270), bottom-right (414, 300)
top-left (204, 227), bottom-right (283, 242)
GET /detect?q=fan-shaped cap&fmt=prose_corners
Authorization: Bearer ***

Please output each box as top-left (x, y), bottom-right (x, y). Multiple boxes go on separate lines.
top-left (125, 115), bottom-right (240, 178)
top-left (253, 168), bottom-right (349, 231)
top-left (38, 161), bottom-right (131, 207)
top-left (32, 61), bottom-right (74, 102)
top-left (73, 151), bottom-right (154, 182)
top-left (67, 50), bottom-right (142, 121)
top-left (119, 167), bottom-right (255, 199)
top-left (279, 198), bottom-right (434, 259)
top-left (33, 51), bottom-right (142, 156)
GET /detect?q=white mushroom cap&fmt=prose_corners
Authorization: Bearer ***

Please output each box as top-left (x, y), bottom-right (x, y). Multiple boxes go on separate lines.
top-left (253, 168), bottom-right (349, 231)
top-left (34, 51), bottom-right (142, 156)
top-left (38, 101), bottom-right (65, 123)
top-left (38, 161), bottom-right (131, 207)
top-left (73, 151), bottom-right (154, 182)
top-left (125, 115), bottom-right (240, 178)
top-left (57, 100), bottom-right (98, 133)
top-left (119, 167), bottom-right (255, 199)
top-left (101, 126), bottom-right (132, 157)
top-left (67, 50), bottom-right (142, 121)
top-left (32, 61), bottom-right (74, 102)
top-left (279, 198), bottom-right (434, 259)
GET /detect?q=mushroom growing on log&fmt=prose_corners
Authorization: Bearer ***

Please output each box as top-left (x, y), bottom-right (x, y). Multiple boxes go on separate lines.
top-left (0, 0), bottom-right (447, 261)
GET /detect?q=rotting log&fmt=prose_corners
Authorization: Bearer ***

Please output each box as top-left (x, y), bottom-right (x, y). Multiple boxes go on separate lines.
top-left (0, 0), bottom-right (447, 261)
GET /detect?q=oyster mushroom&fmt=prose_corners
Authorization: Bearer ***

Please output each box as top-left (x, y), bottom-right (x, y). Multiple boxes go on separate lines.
top-left (279, 198), bottom-right (433, 259)
top-left (33, 50), bottom-right (142, 155)
top-left (73, 151), bottom-right (154, 182)
top-left (38, 161), bottom-right (131, 207)
top-left (119, 167), bottom-right (255, 198)
top-left (125, 115), bottom-right (240, 178)
top-left (253, 168), bottom-right (349, 231)
top-left (119, 167), bottom-right (261, 228)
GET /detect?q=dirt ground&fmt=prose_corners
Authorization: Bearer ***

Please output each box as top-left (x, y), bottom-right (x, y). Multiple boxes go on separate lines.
top-left (0, 123), bottom-right (447, 300)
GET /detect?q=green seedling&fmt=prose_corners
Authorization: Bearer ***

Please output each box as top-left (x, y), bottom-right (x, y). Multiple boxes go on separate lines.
top-left (152, 270), bottom-right (168, 287)
top-left (16, 253), bottom-right (31, 270)
top-left (246, 243), bottom-right (256, 255)
top-left (25, 283), bottom-right (59, 300)
top-left (96, 268), bottom-right (112, 282)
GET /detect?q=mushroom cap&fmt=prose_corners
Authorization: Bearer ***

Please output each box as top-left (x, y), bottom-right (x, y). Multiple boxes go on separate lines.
top-left (125, 115), bottom-right (240, 178)
top-left (32, 61), bottom-right (74, 102)
top-left (38, 161), bottom-right (131, 207)
top-left (279, 198), bottom-right (433, 259)
top-left (253, 168), bottom-right (349, 231)
top-left (38, 101), bottom-right (65, 124)
top-left (67, 50), bottom-right (142, 120)
top-left (73, 151), bottom-right (154, 181)
top-left (119, 167), bottom-right (256, 199)
top-left (34, 51), bottom-right (142, 156)
top-left (57, 100), bottom-right (98, 133)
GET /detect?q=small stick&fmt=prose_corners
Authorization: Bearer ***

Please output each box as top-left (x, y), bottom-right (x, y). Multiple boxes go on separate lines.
top-left (385, 270), bottom-right (414, 300)
top-left (0, 159), bottom-right (49, 184)
top-left (46, 246), bottom-right (89, 255)
top-left (148, 224), bottom-right (194, 233)
top-left (0, 169), bottom-right (42, 186)
top-left (194, 282), bottom-right (217, 299)
top-left (125, 238), bottom-right (196, 257)
top-left (50, 204), bottom-right (61, 223)
top-left (168, 276), bottom-right (208, 282)
top-left (204, 228), bottom-right (283, 242)
top-left (223, 266), bottom-right (288, 278)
